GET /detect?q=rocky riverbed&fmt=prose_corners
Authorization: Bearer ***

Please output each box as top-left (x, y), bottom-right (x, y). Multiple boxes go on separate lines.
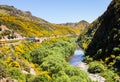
top-left (76, 62), bottom-right (105, 82)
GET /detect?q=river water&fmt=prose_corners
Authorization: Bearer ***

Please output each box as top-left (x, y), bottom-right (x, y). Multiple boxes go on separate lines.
top-left (69, 49), bottom-right (85, 66)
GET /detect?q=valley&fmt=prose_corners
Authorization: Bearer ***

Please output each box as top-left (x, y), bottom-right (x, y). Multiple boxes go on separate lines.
top-left (0, 0), bottom-right (120, 82)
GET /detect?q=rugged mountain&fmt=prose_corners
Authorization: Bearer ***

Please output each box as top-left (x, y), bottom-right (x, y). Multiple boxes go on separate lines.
top-left (59, 20), bottom-right (89, 31)
top-left (76, 0), bottom-right (120, 80)
top-left (76, 20), bottom-right (90, 30)
top-left (86, 0), bottom-right (120, 60)
top-left (59, 22), bottom-right (76, 27)
top-left (76, 18), bottom-right (100, 50)
top-left (0, 5), bottom-right (79, 39)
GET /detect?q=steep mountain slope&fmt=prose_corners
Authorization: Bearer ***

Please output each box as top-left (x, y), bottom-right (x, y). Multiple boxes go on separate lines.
top-left (76, 0), bottom-right (120, 81)
top-left (86, 0), bottom-right (120, 60)
top-left (76, 20), bottom-right (90, 30)
top-left (59, 20), bottom-right (89, 31)
top-left (0, 5), bottom-right (79, 39)
top-left (76, 18), bottom-right (100, 50)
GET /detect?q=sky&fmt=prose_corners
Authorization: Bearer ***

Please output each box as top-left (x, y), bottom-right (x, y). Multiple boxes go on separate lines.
top-left (0, 0), bottom-right (111, 24)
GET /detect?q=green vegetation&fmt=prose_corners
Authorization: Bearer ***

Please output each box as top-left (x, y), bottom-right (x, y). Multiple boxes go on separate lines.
top-left (29, 37), bottom-right (91, 82)
top-left (0, 16), bottom-right (79, 38)
top-left (59, 20), bottom-right (89, 32)
top-left (73, 1), bottom-right (120, 82)
top-left (83, 56), bottom-right (93, 63)
top-left (88, 61), bottom-right (105, 73)
top-left (0, 37), bottom-right (92, 82)
top-left (76, 0), bottom-right (120, 81)
top-left (100, 69), bottom-right (119, 82)
top-left (0, 4), bottom-right (81, 39)
top-left (29, 74), bottom-right (49, 82)
top-left (0, 60), bottom-right (26, 81)
top-left (76, 18), bottom-right (99, 50)
top-left (0, 0), bottom-right (119, 81)
top-left (0, 5), bottom-right (91, 81)
top-left (8, 67), bottom-right (26, 81)
top-left (0, 60), bottom-right (8, 79)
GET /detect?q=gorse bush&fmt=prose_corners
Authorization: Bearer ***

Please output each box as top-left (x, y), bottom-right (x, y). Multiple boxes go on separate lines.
top-left (7, 67), bottom-right (26, 82)
top-left (0, 15), bottom-right (78, 37)
top-left (100, 69), bottom-right (120, 82)
top-left (30, 37), bottom-right (92, 82)
top-left (84, 55), bottom-right (93, 63)
top-left (88, 61), bottom-right (105, 73)
top-left (0, 37), bottom-right (92, 82)
top-left (30, 47), bottom-right (53, 65)
top-left (0, 60), bottom-right (8, 79)
top-left (114, 56), bottom-right (120, 72)
top-left (30, 74), bottom-right (49, 82)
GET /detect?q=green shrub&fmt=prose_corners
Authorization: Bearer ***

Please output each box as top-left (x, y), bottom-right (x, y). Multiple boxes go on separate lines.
top-left (0, 60), bottom-right (8, 79)
top-left (1, 30), bottom-right (11, 36)
top-left (19, 61), bottom-right (30, 72)
top-left (97, 49), bottom-right (102, 55)
top-left (21, 51), bottom-right (32, 62)
top-left (30, 74), bottom-right (49, 82)
top-left (115, 56), bottom-right (120, 64)
top-left (40, 55), bottom-right (65, 74)
top-left (30, 47), bottom-right (54, 65)
top-left (88, 61), bottom-right (104, 73)
top-left (65, 67), bottom-right (92, 82)
top-left (114, 56), bottom-right (120, 71)
top-left (101, 70), bottom-right (116, 82)
top-left (26, 74), bottom-right (35, 82)
top-left (70, 76), bottom-right (92, 82)
top-left (84, 56), bottom-right (93, 63)
top-left (52, 71), bottom-right (71, 82)
top-left (53, 74), bottom-right (71, 82)
top-left (8, 67), bottom-right (26, 82)
top-left (113, 47), bottom-right (120, 52)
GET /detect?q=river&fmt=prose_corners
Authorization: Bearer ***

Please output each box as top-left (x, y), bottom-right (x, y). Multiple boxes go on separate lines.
top-left (69, 49), bottom-right (85, 66)
top-left (69, 45), bottom-right (105, 82)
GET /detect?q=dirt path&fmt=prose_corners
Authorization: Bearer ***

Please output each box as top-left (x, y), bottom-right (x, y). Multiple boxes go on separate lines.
top-left (76, 62), bottom-right (105, 82)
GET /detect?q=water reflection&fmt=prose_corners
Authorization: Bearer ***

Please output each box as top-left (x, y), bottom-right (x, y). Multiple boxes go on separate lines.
top-left (69, 49), bottom-right (84, 66)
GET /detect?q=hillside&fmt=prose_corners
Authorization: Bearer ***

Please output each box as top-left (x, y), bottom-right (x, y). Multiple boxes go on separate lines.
top-left (76, 18), bottom-right (100, 50)
top-left (77, 0), bottom-right (120, 81)
top-left (0, 5), bottom-right (93, 82)
top-left (1, 0), bottom-right (120, 81)
top-left (86, 0), bottom-right (120, 60)
top-left (0, 5), bottom-right (48, 23)
top-left (0, 37), bottom-right (92, 82)
top-left (0, 5), bottom-right (80, 40)
top-left (59, 20), bottom-right (89, 31)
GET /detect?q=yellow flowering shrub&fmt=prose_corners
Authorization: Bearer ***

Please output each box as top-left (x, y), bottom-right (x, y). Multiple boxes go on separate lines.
top-left (105, 57), bottom-right (110, 62)
top-left (4, 56), bottom-right (11, 64)
top-left (9, 61), bottom-right (20, 68)
top-left (82, 42), bottom-right (88, 49)
top-left (111, 54), bottom-right (115, 58)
